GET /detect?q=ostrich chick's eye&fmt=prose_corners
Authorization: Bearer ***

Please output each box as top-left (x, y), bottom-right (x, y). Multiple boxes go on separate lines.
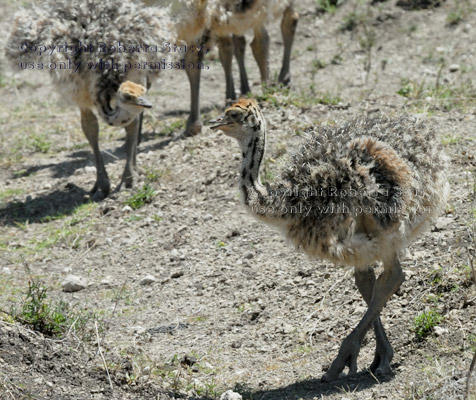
top-left (122, 93), bottom-right (133, 101)
top-left (227, 111), bottom-right (241, 121)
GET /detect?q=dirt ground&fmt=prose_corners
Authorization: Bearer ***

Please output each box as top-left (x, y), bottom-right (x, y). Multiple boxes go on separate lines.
top-left (1, 0), bottom-right (476, 399)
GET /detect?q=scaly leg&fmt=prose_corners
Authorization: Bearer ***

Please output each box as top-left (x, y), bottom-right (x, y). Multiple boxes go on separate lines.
top-left (250, 26), bottom-right (270, 84)
top-left (321, 256), bottom-right (404, 381)
top-left (278, 5), bottom-right (299, 86)
top-left (218, 35), bottom-right (236, 102)
top-left (120, 116), bottom-right (139, 189)
top-left (137, 111), bottom-right (144, 146)
top-left (355, 268), bottom-right (394, 376)
top-left (184, 36), bottom-right (206, 136)
top-left (233, 35), bottom-right (251, 95)
top-left (80, 108), bottom-right (110, 201)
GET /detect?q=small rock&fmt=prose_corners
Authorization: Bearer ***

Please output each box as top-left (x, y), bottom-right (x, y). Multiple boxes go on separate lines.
top-left (84, 166), bottom-right (96, 174)
top-left (170, 249), bottom-right (179, 260)
top-left (220, 390), bottom-right (242, 400)
top-left (203, 214), bottom-right (213, 222)
top-left (181, 355), bottom-right (197, 366)
top-left (434, 217), bottom-right (453, 231)
top-left (100, 276), bottom-right (113, 287)
top-left (121, 205), bottom-right (133, 213)
top-left (449, 64), bottom-right (460, 72)
top-left (140, 275), bottom-right (156, 286)
top-left (61, 275), bottom-right (87, 292)
top-left (205, 172), bottom-right (216, 185)
top-left (434, 326), bottom-right (448, 336)
top-left (226, 229), bottom-right (241, 238)
top-left (63, 267), bottom-right (72, 274)
top-left (1, 267), bottom-right (12, 275)
top-left (171, 271), bottom-right (184, 279)
top-left (243, 252), bottom-right (254, 260)
top-left (231, 340), bottom-right (243, 349)
top-left (132, 326), bottom-right (147, 335)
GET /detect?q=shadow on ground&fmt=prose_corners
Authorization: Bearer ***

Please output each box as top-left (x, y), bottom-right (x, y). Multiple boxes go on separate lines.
top-left (11, 133), bottom-right (176, 182)
top-left (0, 183), bottom-right (88, 225)
top-left (237, 370), bottom-right (395, 400)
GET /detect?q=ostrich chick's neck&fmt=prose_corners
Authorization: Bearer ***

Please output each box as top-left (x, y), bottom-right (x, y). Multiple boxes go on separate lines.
top-left (239, 123), bottom-right (269, 209)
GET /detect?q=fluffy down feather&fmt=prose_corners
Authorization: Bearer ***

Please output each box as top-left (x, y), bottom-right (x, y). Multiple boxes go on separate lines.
top-left (6, 0), bottom-right (175, 110)
top-left (254, 115), bottom-right (449, 267)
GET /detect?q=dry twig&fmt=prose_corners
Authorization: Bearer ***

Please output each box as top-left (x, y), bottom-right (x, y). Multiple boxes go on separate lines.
top-left (95, 321), bottom-right (114, 393)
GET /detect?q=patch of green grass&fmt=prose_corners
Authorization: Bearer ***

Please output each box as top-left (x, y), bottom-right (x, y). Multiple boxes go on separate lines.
top-left (446, 0), bottom-right (474, 26)
top-left (191, 378), bottom-right (219, 398)
top-left (0, 188), bottom-right (25, 202)
top-left (0, 74), bottom-right (8, 88)
top-left (21, 133), bottom-right (52, 154)
top-left (469, 334), bottom-right (476, 352)
top-left (253, 86), bottom-right (341, 109)
top-left (292, 91), bottom-right (342, 108)
top-left (440, 134), bottom-right (462, 146)
top-left (295, 345), bottom-right (313, 355)
top-left (124, 184), bottom-right (156, 210)
top-left (312, 58), bottom-right (327, 72)
top-left (125, 215), bottom-right (143, 222)
top-left (413, 309), bottom-right (443, 339)
top-left (397, 76), bottom-right (476, 112)
top-left (340, 12), bottom-right (361, 32)
top-left (145, 167), bottom-right (167, 183)
top-left (68, 202), bottom-right (97, 226)
top-left (315, 0), bottom-right (340, 14)
top-left (216, 241), bottom-right (226, 248)
top-left (159, 119), bottom-right (186, 136)
top-left (261, 158), bottom-right (277, 184)
top-left (9, 277), bottom-right (94, 338)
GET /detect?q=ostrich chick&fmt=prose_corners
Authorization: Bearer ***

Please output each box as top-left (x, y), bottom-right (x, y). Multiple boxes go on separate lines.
top-left (6, 0), bottom-right (174, 200)
top-left (209, 99), bottom-right (448, 381)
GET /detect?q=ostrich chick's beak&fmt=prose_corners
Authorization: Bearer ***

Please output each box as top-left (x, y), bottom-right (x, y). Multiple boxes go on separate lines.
top-left (135, 96), bottom-right (152, 109)
top-left (208, 116), bottom-right (231, 131)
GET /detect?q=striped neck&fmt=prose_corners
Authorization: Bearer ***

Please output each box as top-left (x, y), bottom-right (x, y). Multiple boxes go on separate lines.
top-left (239, 119), bottom-right (268, 208)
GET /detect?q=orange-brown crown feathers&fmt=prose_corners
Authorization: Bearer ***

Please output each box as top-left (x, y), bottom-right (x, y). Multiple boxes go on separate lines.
top-left (225, 98), bottom-right (258, 113)
top-left (208, 98), bottom-right (263, 140)
top-left (119, 81), bottom-right (147, 97)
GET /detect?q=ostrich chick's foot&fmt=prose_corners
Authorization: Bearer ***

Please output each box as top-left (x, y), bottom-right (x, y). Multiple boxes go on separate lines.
top-left (184, 116), bottom-right (202, 136)
top-left (90, 182), bottom-right (110, 202)
top-left (369, 342), bottom-right (394, 376)
top-left (321, 332), bottom-right (362, 382)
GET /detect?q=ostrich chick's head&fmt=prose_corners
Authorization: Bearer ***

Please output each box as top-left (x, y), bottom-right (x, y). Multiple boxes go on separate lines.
top-left (208, 99), bottom-right (265, 145)
top-left (117, 81), bottom-right (152, 114)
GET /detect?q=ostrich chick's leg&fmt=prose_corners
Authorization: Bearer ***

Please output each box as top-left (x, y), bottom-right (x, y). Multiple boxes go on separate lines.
top-left (120, 116), bottom-right (139, 189)
top-left (250, 26), bottom-right (270, 84)
top-left (278, 5), bottom-right (299, 86)
top-left (80, 108), bottom-right (110, 201)
top-left (184, 37), bottom-right (206, 136)
top-left (233, 35), bottom-right (251, 95)
top-left (321, 256), bottom-right (404, 382)
top-left (355, 268), bottom-right (394, 375)
top-left (218, 35), bottom-right (236, 103)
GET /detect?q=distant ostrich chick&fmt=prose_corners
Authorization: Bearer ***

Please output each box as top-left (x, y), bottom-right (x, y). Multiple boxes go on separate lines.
top-left (6, 0), bottom-right (174, 200)
top-left (210, 99), bottom-right (449, 380)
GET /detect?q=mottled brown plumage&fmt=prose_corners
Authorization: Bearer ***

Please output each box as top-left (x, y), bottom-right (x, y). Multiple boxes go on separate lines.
top-left (6, 0), bottom-right (174, 200)
top-left (210, 98), bottom-right (449, 381)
